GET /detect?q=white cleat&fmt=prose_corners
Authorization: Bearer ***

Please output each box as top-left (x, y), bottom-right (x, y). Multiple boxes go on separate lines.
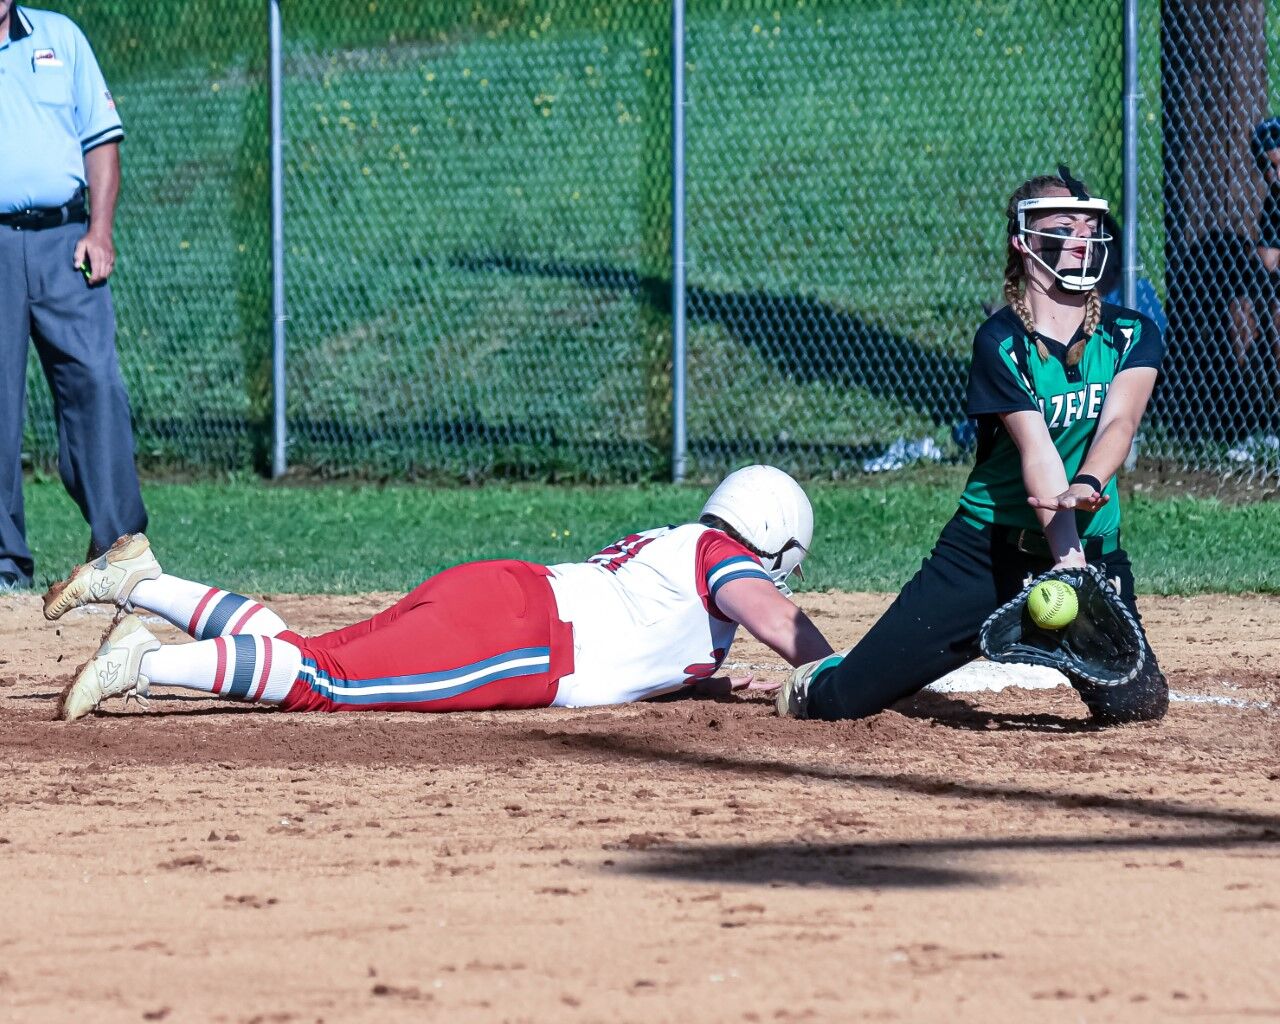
top-left (58, 615), bottom-right (161, 722)
top-left (776, 650), bottom-right (848, 720)
top-left (43, 534), bottom-right (162, 621)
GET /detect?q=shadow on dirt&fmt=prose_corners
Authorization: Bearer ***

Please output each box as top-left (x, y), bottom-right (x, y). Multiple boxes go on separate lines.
top-left (611, 844), bottom-right (994, 890)
top-left (555, 731), bottom-right (1280, 837)
top-left (611, 831), bottom-right (1276, 890)
top-left (895, 691), bottom-right (1099, 733)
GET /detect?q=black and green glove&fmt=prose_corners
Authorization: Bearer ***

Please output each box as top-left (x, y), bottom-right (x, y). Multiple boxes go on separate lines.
top-left (979, 564), bottom-right (1146, 688)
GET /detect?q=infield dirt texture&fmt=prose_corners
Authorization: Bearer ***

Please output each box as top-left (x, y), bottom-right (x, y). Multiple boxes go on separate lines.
top-left (1, 588), bottom-right (1277, 1022)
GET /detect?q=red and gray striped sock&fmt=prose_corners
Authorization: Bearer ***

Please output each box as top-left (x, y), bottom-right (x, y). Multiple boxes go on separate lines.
top-left (141, 635), bottom-right (302, 703)
top-left (131, 576), bottom-right (289, 639)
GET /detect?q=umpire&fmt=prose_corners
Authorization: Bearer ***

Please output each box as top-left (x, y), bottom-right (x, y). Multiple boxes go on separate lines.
top-left (0, 2), bottom-right (146, 589)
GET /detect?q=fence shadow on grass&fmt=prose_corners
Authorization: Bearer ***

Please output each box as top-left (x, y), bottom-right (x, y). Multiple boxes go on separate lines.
top-left (450, 252), bottom-right (969, 429)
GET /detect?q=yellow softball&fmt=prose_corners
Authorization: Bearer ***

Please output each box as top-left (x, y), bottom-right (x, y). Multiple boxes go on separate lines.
top-left (1028, 579), bottom-right (1078, 630)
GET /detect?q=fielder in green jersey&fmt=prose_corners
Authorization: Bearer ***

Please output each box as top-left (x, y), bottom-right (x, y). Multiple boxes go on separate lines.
top-left (778, 169), bottom-right (1168, 726)
top-left (959, 300), bottom-right (1162, 538)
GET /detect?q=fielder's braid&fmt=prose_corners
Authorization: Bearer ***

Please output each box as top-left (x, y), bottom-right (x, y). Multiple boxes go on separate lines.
top-left (1003, 251), bottom-right (1048, 360)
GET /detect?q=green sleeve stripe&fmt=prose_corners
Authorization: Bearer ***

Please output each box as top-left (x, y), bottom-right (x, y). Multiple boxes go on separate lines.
top-left (999, 337), bottom-right (1036, 396)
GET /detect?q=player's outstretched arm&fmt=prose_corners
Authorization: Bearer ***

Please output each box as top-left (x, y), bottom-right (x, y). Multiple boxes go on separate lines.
top-left (714, 576), bottom-right (834, 668)
top-left (1073, 366), bottom-right (1158, 491)
top-left (1002, 409), bottom-right (1090, 568)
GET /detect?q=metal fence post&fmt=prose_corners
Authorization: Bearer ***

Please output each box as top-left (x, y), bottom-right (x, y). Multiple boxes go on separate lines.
top-left (269, 0), bottom-right (288, 478)
top-left (671, 0), bottom-right (687, 483)
top-left (1122, 0), bottom-right (1139, 310)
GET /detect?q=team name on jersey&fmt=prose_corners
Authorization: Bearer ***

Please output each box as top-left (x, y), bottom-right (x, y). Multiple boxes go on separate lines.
top-left (1039, 382), bottom-right (1109, 429)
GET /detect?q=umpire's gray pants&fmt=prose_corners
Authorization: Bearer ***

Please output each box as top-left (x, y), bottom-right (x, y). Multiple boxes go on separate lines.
top-left (0, 220), bottom-right (147, 584)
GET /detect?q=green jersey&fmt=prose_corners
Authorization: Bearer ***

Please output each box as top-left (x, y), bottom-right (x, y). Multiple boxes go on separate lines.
top-left (958, 302), bottom-right (1163, 536)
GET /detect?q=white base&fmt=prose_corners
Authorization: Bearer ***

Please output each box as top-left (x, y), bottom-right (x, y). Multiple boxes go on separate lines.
top-left (926, 660), bottom-right (1067, 694)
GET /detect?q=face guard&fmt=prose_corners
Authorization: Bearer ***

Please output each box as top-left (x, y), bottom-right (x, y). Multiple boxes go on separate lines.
top-left (1016, 196), bottom-right (1112, 293)
top-left (761, 539), bottom-right (807, 597)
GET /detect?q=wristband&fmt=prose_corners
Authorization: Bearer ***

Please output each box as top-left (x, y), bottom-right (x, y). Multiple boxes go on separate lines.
top-left (1071, 473), bottom-right (1102, 492)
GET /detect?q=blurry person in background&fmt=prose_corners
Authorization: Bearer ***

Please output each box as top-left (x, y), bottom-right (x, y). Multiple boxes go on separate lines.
top-left (1156, 120), bottom-right (1280, 459)
top-left (1096, 212), bottom-right (1168, 336)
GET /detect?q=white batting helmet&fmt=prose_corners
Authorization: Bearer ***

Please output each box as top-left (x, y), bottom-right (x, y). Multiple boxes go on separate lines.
top-left (700, 465), bottom-right (813, 595)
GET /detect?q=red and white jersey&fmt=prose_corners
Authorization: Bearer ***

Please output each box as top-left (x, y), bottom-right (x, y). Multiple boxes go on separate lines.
top-left (546, 523), bottom-right (774, 707)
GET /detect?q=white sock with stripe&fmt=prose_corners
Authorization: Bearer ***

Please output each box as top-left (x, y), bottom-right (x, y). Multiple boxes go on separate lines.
top-left (140, 635), bottom-right (302, 703)
top-left (130, 576), bottom-right (290, 640)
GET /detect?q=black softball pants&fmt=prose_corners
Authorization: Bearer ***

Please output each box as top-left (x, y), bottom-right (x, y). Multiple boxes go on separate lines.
top-left (806, 514), bottom-right (1168, 725)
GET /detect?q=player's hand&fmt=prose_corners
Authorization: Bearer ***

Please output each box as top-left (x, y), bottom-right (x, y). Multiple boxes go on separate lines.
top-left (728, 673), bottom-right (781, 694)
top-left (690, 674), bottom-right (781, 698)
top-left (1028, 483), bottom-right (1109, 513)
top-left (74, 228), bottom-right (115, 285)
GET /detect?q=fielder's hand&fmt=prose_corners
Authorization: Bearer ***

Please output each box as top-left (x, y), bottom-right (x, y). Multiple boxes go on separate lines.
top-left (74, 228), bottom-right (115, 285)
top-left (1028, 482), bottom-right (1109, 513)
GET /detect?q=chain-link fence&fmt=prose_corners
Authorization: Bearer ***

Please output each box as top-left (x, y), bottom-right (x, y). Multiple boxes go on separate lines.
top-left (1153, 0), bottom-right (1280, 483)
top-left (20, 1), bottom-right (1280, 488)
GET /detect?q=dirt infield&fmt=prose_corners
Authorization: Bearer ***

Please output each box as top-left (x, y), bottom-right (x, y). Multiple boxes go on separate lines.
top-left (1, 589), bottom-right (1278, 1023)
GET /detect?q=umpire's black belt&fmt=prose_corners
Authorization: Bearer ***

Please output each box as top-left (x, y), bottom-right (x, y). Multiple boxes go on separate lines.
top-left (0, 192), bottom-right (88, 231)
top-left (960, 512), bottom-right (1121, 560)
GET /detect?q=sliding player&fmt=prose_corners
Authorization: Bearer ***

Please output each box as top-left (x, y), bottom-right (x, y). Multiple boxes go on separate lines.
top-left (50, 466), bottom-right (834, 720)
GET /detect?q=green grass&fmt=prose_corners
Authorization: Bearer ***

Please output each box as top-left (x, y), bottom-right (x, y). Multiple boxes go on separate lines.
top-left (21, 474), bottom-right (1280, 596)
top-left (25, 0), bottom-right (1134, 479)
top-left (21, 1), bottom-right (1280, 486)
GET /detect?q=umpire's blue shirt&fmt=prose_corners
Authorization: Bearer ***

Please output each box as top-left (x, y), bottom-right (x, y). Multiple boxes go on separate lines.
top-left (0, 6), bottom-right (124, 212)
